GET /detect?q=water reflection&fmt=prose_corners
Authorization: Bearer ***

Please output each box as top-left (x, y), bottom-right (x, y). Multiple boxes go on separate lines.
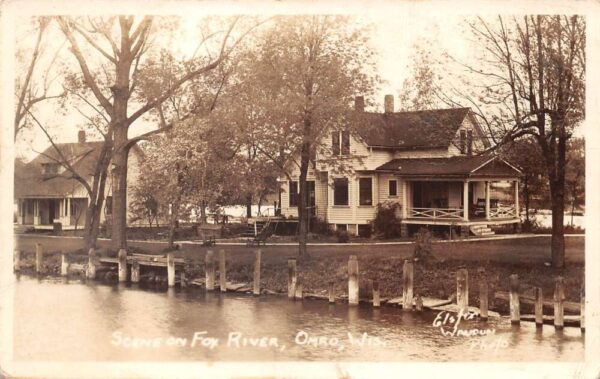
top-left (13, 276), bottom-right (584, 362)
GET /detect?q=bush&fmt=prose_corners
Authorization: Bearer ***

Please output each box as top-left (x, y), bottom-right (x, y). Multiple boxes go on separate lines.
top-left (310, 217), bottom-right (332, 235)
top-left (373, 201), bottom-right (401, 239)
top-left (414, 227), bottom-right (433, 261)
top-left (336, 230), bottom-right (350, 243)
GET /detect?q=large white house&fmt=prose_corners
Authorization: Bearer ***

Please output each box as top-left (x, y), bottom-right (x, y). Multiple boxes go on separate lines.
top-left (279, 95), bottom-right (522, 237)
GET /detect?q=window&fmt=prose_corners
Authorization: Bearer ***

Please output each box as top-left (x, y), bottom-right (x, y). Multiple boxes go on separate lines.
top-left (42, 163), bottom-right (59, 175)
top-left (388, 180), bottom-right (397, 197)
top-left (359, 177), bottom-right (373, 206)
top-left (332, 130), bottom-right (350, 155)
top-left (332, 132), bottom-right (340, 155)
top-left (467, 130), bottom-right (473, 156)
top-left (333, 178), bottom-right (349, 206)
top-left (341, 130), bottom-right (350, 155)
top-left (289, 181), bottom-right (299, 207)
top-left (459, 130), bottom-right (467, 154)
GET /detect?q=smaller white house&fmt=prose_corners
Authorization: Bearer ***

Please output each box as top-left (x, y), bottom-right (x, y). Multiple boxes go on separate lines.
top-left (14, 131), bottom-right (143, 230)
top-left (278, 95), bottom-right (521, 237)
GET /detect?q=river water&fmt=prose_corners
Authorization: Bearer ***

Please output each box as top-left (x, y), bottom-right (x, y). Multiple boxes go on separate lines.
top-left (13, 276), bottom-right (583, 362)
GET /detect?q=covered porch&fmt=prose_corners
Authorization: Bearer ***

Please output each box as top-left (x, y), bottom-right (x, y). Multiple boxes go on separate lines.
top-left (16, 197), bottom-right (88, 229)
top-left (375, 155), bottom-right (522, 227)
top-left (402, 179), bottom-right (519, 224)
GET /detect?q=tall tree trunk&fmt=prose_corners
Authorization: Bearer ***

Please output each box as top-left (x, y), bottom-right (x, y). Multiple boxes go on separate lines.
top-left (246, 193), bottom-right (252, 218)
top-left (111, 143), bottom-right (129, 249)
top-left (549, 180), bottom-right (565, 268)
top-left (83, 145), bottom-right (111, 251)
top-left (297, 126), bottom-right (311, 260)
top-left (167, 201), bottom-right (179, 250)
top-left (200, 201), bottom-right (207, 224)
top-left (524, 175), bottom-right (530, 224)
top-left (547, 122), bottom-right (567, 269)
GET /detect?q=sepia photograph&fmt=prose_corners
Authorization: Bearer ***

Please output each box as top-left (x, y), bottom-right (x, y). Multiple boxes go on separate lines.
top-left (0, 0), bottom-right (597, 378)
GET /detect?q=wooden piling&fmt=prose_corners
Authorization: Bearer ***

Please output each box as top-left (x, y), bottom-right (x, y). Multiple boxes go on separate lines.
top-left (35, 243), bottom-right (43, 274)
top-left (402, 259), bottom-right (414, 310)
top-left (534, 287), bottom-right (543, 326)
top-left (328, 281), bottom-right (335, 303)
top-left (373, 280), bottom-right (380, 308)
top-left (456, 268), bottom-right (468, 314)
top-left (180, 269), bottom-right (187, 288)
top-left (13, 250), bottom-right (21, 273)
top-left (479, 280), bottom-right (488, 320)
top-left (219, 250), bottom-right (227, 292)
top-left (348, 255), bottom-right (359, 306)
top-left (509, 274), bottom-right (520, 325)
top-left (86, 248), bottom-right (96, 279)
top-left (118, 249), bottom-right (127, 282)
top-left (167, 252), bottom-right (175, 287)
top-left (131, 261), bottom-right (140, 283)
top-left (415, 294), bottom-right (423, 312)
top-left (60, 252), bottom-right (69, 276)
top-left (580, 285), bottom-right (585, 332)
top-left (288, 259), bottom-right (297, 299)
top-left (253, 249), bottom-right (261, 296)
top-left (554, 276), bottom-right (565, 329)
top-left (295, 281), bottom-right (303, 300)
top-left (205, 250), bottom-right (215, 291)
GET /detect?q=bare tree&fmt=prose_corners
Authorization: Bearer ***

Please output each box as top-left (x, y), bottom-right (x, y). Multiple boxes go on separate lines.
top-left (55, 15), bottom-right (258, 249)
top-left (435, 16), bottom-right (585, 268)
top-left (14, 17), bottom-right (65, 140)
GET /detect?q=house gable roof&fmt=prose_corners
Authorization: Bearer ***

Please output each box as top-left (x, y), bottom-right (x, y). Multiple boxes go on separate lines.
top-left (353, 107), bottom-right (472, 150)
top-left (15, 141), bottom-right (105, 198)
top-left (374, 155), bottom-right (521, 179)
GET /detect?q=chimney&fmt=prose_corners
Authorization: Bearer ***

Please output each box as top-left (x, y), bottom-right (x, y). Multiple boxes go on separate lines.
top-left (354, 96), bottom-right (365, 112)
top-left (78, 130), bottom-right (86, 143)
top-left (384, 94), bottom-right (394, 113)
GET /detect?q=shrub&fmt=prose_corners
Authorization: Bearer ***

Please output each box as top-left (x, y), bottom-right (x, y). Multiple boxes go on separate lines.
top-left (336, 230), bottom-right (350, 243)
top-left (373, 201), bottom-right (401, 239)
top-left (414, 227), bottom-right (433, 261)
top-left (310, 217), bottom-right (333, 235)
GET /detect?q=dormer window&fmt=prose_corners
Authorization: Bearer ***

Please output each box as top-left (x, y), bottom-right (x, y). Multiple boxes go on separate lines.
top-left (332, 130), bottom-right (350, 156)
top-left (467, 130), bottom-right (473, 155)
top-left (459, 129), bottom-right (473, 155)
top-left (42, 163), bottom-right (59, 175)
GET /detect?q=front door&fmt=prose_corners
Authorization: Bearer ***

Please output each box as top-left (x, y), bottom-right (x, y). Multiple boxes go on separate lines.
top-left (48, 200), bottom-right (56, 224)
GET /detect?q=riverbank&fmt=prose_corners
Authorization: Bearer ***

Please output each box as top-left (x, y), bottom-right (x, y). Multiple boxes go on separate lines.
top-left (15, 235), bottom-right (584, 317)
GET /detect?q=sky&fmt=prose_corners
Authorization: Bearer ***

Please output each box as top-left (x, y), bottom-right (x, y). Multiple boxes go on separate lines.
top-left (12, 12), bottom-right (470, 161)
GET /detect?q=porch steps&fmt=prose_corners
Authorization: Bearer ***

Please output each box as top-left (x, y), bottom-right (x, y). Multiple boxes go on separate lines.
top-left (242, 220), bottom-right (268, 237)
top-left (469, 225), bottom-right (495, 237)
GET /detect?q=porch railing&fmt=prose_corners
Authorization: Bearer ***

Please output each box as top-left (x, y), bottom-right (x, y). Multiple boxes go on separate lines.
top-left (489, 205), bottom-right (516, 219)
top-left (410, 207), bottom-right (464, 220)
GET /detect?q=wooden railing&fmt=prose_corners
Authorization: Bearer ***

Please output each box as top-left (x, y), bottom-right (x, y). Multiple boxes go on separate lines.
top-left (410, 207), bottom-right (464, 220)
top-left (489, 205), bottom-right (516, 219)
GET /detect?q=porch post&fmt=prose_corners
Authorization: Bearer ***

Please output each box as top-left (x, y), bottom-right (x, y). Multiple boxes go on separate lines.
top-left (462, 181), bottom-right (469, 221)
top-left (401, 180), bottom-right (408, 219)
top-left (33, 200), bottom-right (40, 225)
top-left (485, 181), bottom-right (491, 220)
top-left (514, 180), bottom-right (520, 218)
top-left (66, 197), bottom-right (71, 224)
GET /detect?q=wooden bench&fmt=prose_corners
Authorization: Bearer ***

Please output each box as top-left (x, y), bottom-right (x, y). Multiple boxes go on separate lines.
top-left (201, 235), bottom-right (216, 247)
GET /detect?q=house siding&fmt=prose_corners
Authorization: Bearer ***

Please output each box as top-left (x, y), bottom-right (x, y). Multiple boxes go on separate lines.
top-left (275, 109), bottom-right (518, 230)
